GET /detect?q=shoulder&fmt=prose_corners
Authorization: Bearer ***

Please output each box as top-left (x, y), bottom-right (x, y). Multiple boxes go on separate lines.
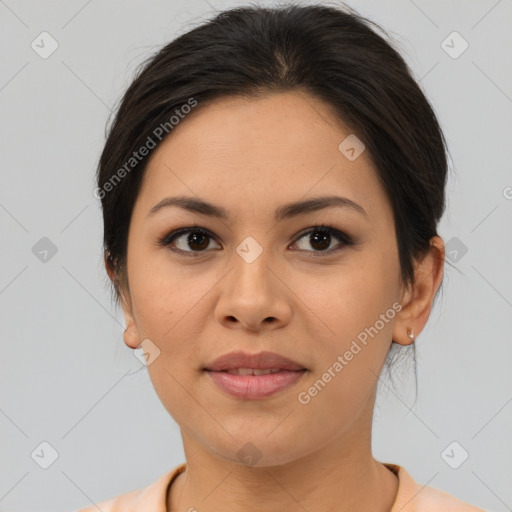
top-left (75, 463), bottom-right (186, 512)
top-left (385, 463), bottom-right (486, 512)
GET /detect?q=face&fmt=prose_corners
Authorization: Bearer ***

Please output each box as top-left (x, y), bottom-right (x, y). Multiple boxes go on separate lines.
top-left (117, 91), bottom-right (417, 467)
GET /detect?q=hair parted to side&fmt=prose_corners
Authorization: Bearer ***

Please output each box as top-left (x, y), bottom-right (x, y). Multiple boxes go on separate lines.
top-left (96, 2), bottom-right (450, 391)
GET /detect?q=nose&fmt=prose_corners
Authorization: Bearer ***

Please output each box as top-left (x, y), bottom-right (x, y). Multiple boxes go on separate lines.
top-left (214, 245), bottom-right (293, 333)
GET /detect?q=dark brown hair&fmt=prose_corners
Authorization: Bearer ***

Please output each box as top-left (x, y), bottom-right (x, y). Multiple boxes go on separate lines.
top-left (96, 2), bottom-right (449, 389)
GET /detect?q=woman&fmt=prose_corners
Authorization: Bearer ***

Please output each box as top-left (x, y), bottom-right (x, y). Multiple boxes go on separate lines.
top-left (79, 3), bottom-right (485, 511)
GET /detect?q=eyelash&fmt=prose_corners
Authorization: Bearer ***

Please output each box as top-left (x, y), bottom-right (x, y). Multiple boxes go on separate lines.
top-left (157, 223), bottom-right (354, 258)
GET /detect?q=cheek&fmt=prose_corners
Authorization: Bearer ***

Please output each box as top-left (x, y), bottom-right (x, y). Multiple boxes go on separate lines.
top-left (296, 252), bottom-right (398, 383)
top-left (127, 253), bottom-right (221, 381)
top-left (294, 278), bottom-right (395, 430)
top-left (128, 247), bottom-right (198, 331)
top-left (301, 253), bottom-right (397, 334)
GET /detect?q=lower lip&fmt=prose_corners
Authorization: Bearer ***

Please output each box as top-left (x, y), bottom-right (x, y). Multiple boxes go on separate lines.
top-left (205, 369), bottom-right (307, 399)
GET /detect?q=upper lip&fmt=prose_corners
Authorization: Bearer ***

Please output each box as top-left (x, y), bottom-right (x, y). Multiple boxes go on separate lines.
top-left (203, 350), bottom-right (307, 372)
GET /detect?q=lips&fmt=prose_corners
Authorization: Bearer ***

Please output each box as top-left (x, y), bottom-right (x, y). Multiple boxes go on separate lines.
top-left (225, 368), bottom-right (282, 375)
top-left (203, 350), bottom-right (307, 372)
top-left (203, 351), bottom-right (307, 400)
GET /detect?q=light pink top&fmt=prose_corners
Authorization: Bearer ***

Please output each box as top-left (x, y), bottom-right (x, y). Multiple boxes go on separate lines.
top-left (76, 462), bottom-right (485, 511)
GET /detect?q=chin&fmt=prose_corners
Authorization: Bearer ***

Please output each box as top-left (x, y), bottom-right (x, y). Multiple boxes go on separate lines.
top-left (207, 433), bottom-right (312, 469)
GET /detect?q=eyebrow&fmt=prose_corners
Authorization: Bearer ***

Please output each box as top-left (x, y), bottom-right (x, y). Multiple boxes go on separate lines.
top-left (147, 195), bottom-right (368, 221)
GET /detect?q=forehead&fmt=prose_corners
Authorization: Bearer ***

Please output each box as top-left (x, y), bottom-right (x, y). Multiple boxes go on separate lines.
top-left (135, 91), bottom-right (391, 225)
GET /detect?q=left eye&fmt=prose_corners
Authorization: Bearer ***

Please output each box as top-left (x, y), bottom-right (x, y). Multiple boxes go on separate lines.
top-left (292, 226), bottom-right (352, 254)
top-left (158, 225), bottom-right (352, 256)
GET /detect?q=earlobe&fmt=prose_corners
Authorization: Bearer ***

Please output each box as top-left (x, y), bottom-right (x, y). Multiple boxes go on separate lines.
top-left (121, 298), bottom-right (140, 349)
top-left (391, 327), bottom-right (415, 346)
top-left (120, 295), bottom-right (141, 349)
top-left (392, 236), bottom-right (445, 346)
top-left (104, 254), bottom-right (141, 349)
top-left (123, 327), bottom-right (141, 349)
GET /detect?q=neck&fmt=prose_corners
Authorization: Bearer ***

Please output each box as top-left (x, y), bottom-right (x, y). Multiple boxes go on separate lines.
top-left (167, 427), bottom-right (399, 512)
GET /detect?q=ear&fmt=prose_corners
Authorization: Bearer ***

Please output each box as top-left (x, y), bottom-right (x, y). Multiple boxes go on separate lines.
top-left (392, 236), bottom-right (445, 346)
top-left (105, 254), bottom-right (141, 350)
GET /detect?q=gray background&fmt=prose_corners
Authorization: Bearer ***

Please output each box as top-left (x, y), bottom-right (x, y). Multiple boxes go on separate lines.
top-left (1, 1), bottom-right (511, 511)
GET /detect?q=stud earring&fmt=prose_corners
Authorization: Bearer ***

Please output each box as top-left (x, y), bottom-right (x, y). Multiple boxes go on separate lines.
top-left (406, 328), bottom-right (415, 342)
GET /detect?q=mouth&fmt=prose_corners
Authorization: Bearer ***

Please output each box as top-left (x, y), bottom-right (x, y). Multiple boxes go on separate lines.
top-left (202, 350), bottom-right (308, 399)
top-left (203, 350), bottom-right (307, 373)
top-left (219, 368), bottom-right (289, 375)
top-left (204, 368), bottom-right (307, 399)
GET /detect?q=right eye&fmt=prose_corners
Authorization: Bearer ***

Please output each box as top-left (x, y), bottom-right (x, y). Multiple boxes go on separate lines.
top-left (158, 226), bottom-right (221, 256)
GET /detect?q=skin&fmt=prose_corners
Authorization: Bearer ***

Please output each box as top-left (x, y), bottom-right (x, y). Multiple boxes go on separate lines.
top-left (107, 91), bottom-right (445, 512)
